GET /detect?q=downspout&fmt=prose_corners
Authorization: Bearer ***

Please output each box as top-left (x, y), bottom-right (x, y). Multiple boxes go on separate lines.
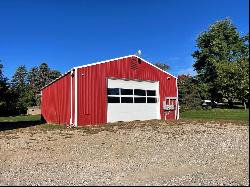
top-left (176, 78), bottom-right (179, 120)
top-left (70, 69), bottom-right (74, 125)
top-left (74, 68), bottom-right (78, 127)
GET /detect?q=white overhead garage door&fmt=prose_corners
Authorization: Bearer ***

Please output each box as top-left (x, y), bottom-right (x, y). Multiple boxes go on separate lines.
top-left (107, 78), bottom-right (160, 123)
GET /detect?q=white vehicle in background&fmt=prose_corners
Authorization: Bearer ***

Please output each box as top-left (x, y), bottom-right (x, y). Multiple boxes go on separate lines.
top-left (202, 100), bottom-right (218, 109)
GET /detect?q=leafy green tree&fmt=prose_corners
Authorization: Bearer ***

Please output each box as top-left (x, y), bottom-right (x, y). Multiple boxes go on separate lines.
top-left (27, 67), bottom-right (40, 105)
top-left (38, 63), bottom-right (50, 88)
top-left (37, 63), bottom-right (60, 89)
top-left (34, 63), bottom-right (61, 105)
top-left (178, 74), bottom-right (206, 111)
top-left (192, 18), bottom-right (249, 106)
top-left (0, 63), bottom-right (21, 116)
top-left (0, 64), bottom-right (8, 94)
top-left (0, 63), bottom-right (8, 115)
top-left (154, 62), bottom-right (170, 71)
top-left (0, 61), bottom-right (61, 116)
top-left (12, 65), bottom-right (28, 91)
top-left (49, 70), bottom-right (61, 83)
top-left (28, 67), bottom-right (39, 90)
top-left (26, 63), bottom-right (61, 106)
top-left (238, 34), bottom-right (249, 108)
top-left (236, 59), bottom-right (249, 109)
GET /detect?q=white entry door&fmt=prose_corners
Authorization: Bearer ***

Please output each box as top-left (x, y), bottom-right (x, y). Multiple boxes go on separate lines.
top-left (107, 78), bottom-right (160, 123)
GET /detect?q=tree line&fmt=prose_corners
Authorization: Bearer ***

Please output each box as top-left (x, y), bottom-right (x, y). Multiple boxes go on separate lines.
top-left (0, 63), bottom-right (61, 116)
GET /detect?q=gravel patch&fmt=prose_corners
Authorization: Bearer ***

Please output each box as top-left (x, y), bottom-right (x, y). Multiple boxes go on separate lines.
top-left (0, 120), bottom-right (248, 186)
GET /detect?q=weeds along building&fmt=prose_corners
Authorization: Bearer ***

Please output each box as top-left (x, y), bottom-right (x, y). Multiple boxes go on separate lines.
top-left (41, 55), bottom-right (179, 127)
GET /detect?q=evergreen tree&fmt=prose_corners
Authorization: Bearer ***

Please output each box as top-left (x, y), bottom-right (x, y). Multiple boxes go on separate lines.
top-left (26, 63), bottom-right (61, 106)
top-left (34, 63), bottom-right (61, 105)
top-left (11, 65), bottom-right (30, 114)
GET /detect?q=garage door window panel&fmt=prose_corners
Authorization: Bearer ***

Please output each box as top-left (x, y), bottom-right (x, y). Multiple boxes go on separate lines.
top-left (121, 97), bottom-right (133, 103)
top-left (134, 89), bottom-right (146, 96)
top-left (108, 88), bottom-right (120, 95)
top-left (134, 97), bottom-right (146, 103)
top-left (147, 97), bottom-right (157, 103)
top-left (108, 96), bottom-right (120, 103)
top-left (147, 90), bottom-right (156, 96)
top-left (121, 88), bottom-right (133, 95)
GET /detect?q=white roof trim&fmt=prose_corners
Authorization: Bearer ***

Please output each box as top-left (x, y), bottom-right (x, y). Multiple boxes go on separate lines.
top-left (74, 54), bottom-right (177, 79)
top-left (41, 69), bottom-right (73, 90)
top-left (134, 55), bottom-right (177, 79)
top-left (41, 54), bottom-right (177, 90)
top-left (74, 54), bottom-right (135, 69)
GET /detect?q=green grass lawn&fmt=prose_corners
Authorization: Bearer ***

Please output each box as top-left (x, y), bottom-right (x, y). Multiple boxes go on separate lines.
top-left (0, 109), bottom-right (248, 127)
top-left (0, 114), bottom-right (66, 130)
top-left (181, 108), bottom-right (249, 121)
top-left (0, 114), bottom-right (42, 131)
top-left (0, 114), bottom-right (41, 122)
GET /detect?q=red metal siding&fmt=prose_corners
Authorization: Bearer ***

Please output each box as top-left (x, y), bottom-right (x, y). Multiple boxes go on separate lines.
top-left (77, 56), bottom-right (177, 126)
top-left (41, 73), bottom-right (71, 125)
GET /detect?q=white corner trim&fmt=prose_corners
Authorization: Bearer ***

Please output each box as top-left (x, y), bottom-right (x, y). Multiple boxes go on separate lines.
top-left (74, 68), bottom-right (78, 127)
top-left (70, 70), bottom-right (74, 125)
top-left (157, 81), bottom-right (161, 119)
top-left (176, 78), bottom-right (180, 120)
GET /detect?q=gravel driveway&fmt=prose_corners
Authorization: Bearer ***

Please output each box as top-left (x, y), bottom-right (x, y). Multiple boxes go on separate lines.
top-left (0, 120), bottom-right (249, 186)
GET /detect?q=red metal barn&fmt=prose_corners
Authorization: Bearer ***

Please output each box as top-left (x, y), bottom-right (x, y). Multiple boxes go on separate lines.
top-left (41, 55), bottom-right (179, 127)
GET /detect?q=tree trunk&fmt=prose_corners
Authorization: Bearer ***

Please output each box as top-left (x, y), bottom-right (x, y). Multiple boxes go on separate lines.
top-left (243, 101), bottom-right (246, 110)
top-left (228, 99), bottom-right (234, 108)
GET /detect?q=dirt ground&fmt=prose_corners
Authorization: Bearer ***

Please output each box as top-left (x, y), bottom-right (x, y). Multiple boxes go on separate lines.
top-left (0, 120), bottom-right (249, 186)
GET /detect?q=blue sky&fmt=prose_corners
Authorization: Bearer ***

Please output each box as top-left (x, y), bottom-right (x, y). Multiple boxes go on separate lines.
top-left (0, 0), bottom-right (249, 79)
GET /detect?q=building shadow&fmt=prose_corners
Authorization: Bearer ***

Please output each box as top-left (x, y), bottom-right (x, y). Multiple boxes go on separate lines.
top-left (0, 117), bottom-right (44, 132)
